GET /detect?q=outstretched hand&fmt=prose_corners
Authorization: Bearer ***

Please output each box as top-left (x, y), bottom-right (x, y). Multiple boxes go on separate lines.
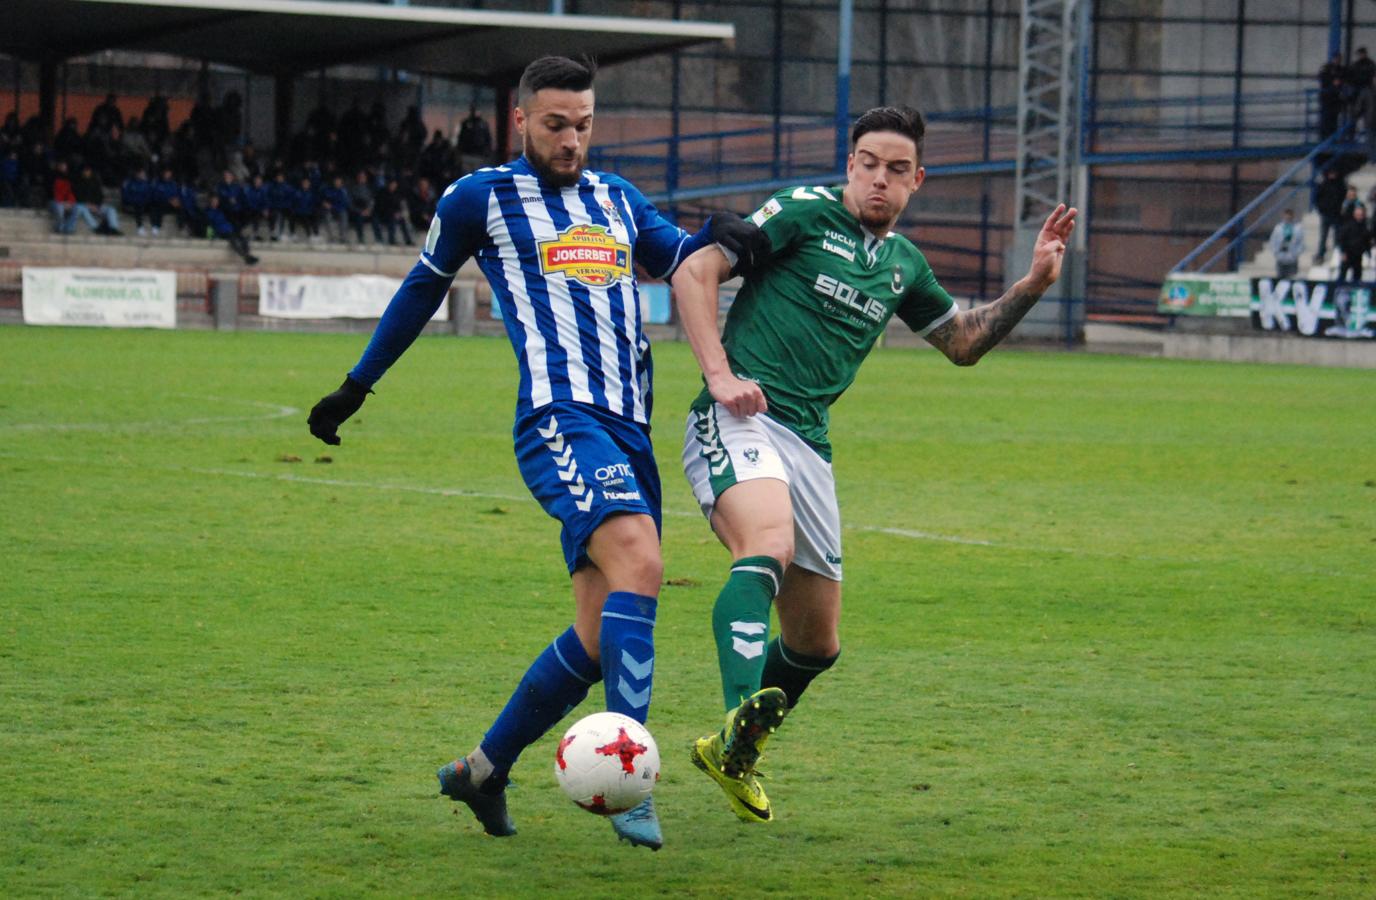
top-left (308, 376), bottom-right (370, 445)
top-left (1027, 204), bottom-right (1078, 292)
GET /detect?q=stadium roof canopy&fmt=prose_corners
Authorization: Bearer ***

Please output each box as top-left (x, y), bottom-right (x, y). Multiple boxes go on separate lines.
top-left (0, 0), bottom-right (735, 83)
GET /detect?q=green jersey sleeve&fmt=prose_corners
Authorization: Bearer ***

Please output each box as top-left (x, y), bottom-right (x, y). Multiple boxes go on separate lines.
top-left (894, 258), bottom-right (958, 336)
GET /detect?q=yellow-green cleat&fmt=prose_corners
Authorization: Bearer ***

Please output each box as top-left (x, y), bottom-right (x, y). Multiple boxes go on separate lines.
top-left (690, 686), bottom-right (788, 823)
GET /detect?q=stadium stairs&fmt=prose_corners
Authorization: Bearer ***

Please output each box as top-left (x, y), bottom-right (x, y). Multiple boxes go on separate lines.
top-left (1237, 167), bottom-right (1376, 283)
top-left (0, 207), bottom-right (424, 276)
top-left (0, 207), bottom-right (496, 335)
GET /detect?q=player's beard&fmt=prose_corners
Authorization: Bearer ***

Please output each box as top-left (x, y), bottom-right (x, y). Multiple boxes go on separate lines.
top-left (525, 142), bottom-right (585, 188)
top-left (857, 196), bottom-right (900, 231)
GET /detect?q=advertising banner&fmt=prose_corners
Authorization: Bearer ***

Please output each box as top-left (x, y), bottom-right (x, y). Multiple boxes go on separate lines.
top-left (1250, 278), bottom-right (1374, 340)
top-left (1158, 274), bottom-right (1253, 317)
top-left (258, 274), bottom-right (448, 321)
top-left (22, 267), bottom-right (177, 328)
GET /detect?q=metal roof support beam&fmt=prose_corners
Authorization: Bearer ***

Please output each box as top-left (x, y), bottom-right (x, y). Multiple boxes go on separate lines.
top-left (1008, 0), bottom-right (1086, 342)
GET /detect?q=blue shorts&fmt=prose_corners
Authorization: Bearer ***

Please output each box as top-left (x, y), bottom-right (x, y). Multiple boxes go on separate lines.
top-left (513, 401), bottom-right (662, 574)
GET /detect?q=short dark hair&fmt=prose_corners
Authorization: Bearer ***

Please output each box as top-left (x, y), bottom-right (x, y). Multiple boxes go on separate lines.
top-left (850, 106), bottom-right (926, 163)
top-left (518, 56), bottom-right (597, 104)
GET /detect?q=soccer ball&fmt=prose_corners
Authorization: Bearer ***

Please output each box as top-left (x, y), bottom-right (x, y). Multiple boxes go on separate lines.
top-left (554, 711), bottom-right (660, 815)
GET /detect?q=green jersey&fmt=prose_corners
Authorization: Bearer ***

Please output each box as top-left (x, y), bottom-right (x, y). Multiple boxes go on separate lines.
top-left (693, 186), bottom-right (956, 460)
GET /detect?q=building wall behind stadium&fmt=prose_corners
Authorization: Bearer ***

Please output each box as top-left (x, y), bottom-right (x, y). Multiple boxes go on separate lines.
top-left (6, 1), bottom-right (1376, 311)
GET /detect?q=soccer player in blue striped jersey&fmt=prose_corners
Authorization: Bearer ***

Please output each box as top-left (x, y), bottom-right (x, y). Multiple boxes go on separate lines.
top-left (307, 56), bottom-right (759, 850)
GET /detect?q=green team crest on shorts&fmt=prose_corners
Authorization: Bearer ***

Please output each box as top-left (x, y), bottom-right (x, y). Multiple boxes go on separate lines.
top-left (693, 186), bottom-right (956, 460)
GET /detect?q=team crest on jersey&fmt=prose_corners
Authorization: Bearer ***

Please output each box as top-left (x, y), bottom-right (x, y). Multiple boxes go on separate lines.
top-left (891, 265), bottom-right (905, 294)
top-left (539, 224), bottom-right (631, 286)
top-left (600, 199), bottom-right (623, 226)
top-left (750, 199), bottom-right (783, 227)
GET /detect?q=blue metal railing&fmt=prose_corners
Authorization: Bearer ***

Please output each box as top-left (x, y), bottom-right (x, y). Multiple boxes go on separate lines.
top-left (595, 88), bottom-right (1330, 206)
top-left (1170, 125), bottom-right (1351, 274)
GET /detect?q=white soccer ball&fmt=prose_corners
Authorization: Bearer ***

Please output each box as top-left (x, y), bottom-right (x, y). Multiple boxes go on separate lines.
top-left (554, 711), bottom-right (660, 815)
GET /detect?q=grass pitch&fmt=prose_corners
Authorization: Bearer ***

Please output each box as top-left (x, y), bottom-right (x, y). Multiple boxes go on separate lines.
top-left (1, 324), bottom-right (1372, 898)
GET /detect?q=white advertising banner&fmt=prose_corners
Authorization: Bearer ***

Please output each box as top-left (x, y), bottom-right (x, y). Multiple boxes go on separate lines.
top-left (258, 273), bottom-right (447, 321)
top-left (22, 267), bottom-right (177, 329)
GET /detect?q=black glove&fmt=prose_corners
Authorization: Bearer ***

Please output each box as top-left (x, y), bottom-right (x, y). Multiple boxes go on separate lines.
top-left (708, 213), bottom-right (772, 277)
top-left (308, 376), bottom-right (371, 446)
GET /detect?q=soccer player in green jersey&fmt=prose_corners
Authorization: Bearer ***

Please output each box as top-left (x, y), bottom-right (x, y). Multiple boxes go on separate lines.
top-left (670, 106), bottom-right (1077, 823)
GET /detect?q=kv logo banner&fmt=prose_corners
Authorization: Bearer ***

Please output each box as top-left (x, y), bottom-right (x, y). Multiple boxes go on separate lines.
top-left (1252, 278), bottom-right (1329, 335)
top-left (1251, 278), bottom-right (1374, 340)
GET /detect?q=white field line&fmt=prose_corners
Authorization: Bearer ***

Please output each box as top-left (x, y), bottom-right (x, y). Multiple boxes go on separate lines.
top-left (3, 448), bottom-right (1366, 576)
top-left (0, 406), bottom-right (1361, 577)
top-left (0, 398), bottom-right (300, 433)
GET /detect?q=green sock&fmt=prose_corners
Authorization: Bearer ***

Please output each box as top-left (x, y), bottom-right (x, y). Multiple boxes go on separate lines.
top-left (760, 637), bottom-right (839, 709)
top-left (712, 556), bottom-right (784, 710)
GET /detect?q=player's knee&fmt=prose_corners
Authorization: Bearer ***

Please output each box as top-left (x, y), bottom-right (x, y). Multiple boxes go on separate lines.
top-left (793, 632), bottom-right (840, 659)
top-left (753, 533), bottom-right (794, 572)
top-left (609, 535), bottom-right (663, 595)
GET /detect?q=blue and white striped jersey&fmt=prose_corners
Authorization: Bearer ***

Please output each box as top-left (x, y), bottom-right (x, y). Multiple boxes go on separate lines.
top-left (350, 156), bottom-right (707, 425)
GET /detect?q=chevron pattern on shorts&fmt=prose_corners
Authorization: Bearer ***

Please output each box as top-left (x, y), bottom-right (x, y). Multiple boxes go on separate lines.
top-left (541, 415), bottom-right (594, 512)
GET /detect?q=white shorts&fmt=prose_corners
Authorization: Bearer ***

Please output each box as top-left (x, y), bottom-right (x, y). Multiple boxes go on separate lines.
top-left (682, 402), bottom-right (842, 581)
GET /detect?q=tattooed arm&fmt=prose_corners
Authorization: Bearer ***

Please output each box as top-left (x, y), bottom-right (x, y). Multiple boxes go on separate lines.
top-left (926, 204), bottom-right (1077, 366)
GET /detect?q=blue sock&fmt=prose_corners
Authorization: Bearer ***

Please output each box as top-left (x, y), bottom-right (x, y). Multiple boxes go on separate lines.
top-left (478, 626), bottom-right (601, 780)
top-left (600, 591), bottom-right (657, 724)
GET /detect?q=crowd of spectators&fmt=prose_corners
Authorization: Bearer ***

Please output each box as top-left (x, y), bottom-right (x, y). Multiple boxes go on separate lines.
top-left (0, 90), bottom-right (496, 260)
top-left (1317, 47), bottom-right (1376, 148)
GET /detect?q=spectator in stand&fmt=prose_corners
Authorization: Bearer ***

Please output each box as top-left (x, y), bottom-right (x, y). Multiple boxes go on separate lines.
top-left (169, 179), bottom-right (204, 237)
top-left (238, 142), bottom-right (263, 182)
top-left (290, 175), bottom-right (320, 241)
top-left (21, 141), bottom-right (52, 208)
top-left (371, 176), bottom-right (412, 245)
top-left (319, 173), bottom-right (352, 243)
top-left (1314, 169), bottom-right (1346, 262)
top-left (1348, 48), bottom-right (1376, 122)
top-left (217, 91), bottom-right (244, 159)
top-left (71, 162), bottom-right (121, 235)
top-left (215, 170), bottom-right (245, 228)
top-left (203, 193), bottom-right (259, 265)
top-left (151, 167), bottom-right (182, 236)
top-left (19, 115), bottom-right (47, 153)
top-left (1337, 204), bottom-right (1373, 282)
top-left (1267, 209), bottom-right (1304, 281)
top-left (120, 116), bottom-right (152, 172)
top-left (457, 104), bottom-right (494, 173)
top-left (419, 129), bottom-right (454, 183)
top-left (53, 117), bottom-right (83, 164)
top-left (141, 95), bottom-right (170, 149)
top-left (399, 105), bottom-right (427, 154)
top-left (169, 121), bottom-right (198, 183)
top-left (1340, 184), bottom-right (1364, 223)
top-left (242, 173), bottom-right (269, 240)
top-left (266, 170), bottom-right (295, 241)
top-left (121, 166), bottom-right (154, 236)
top-left (50, 160), bottom-right (79, 234)
top-left (83, 120), bottom-right (117, 184)
top-left (406, 175), bottom-right (437, 232)
top-left (366, 101), bottom-right (390, 154)
top-left (0, 149), bottom-right (20, 208)
top-left (302, 158), bottom-right (324, 190)
top-left (89, 93), bottom-right (124, 135)
top-left (1, 112), bottom-right (20, 151)
top-left (346, 169), bottom-right (375, 244)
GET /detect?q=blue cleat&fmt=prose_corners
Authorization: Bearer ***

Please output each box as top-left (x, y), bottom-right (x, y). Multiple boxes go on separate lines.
top-left (437, 759), bottom-right (517, 837)
top-left (609, 795), bottom-right (662, 850)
